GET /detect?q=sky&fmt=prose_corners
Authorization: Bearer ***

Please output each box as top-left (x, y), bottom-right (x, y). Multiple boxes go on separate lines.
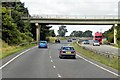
top-left (20, 0), bottom-right (119, 36)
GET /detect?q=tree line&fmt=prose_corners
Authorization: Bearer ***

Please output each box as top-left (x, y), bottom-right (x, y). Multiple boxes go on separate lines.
top-left (57, 25), bottom-right (93, 37)
top-left (2, 1), bottom-right (56, 45)
top-left (116, 25), bottom-right (120, 46)
top-left (2, 2), bottom-right (32, 45)
top-left (70, 30), bottom-right (93, 37)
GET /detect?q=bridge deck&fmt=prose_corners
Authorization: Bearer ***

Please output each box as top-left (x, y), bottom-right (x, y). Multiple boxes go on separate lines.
top-left (22, 16), bottom-right (120, 25)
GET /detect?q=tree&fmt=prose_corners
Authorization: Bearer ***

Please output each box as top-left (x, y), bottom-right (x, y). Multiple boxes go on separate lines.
top-left (40, 25), bottom-right (52, 40)
top-left (103, 25), bottom-right (120, 47)
top-left (49, 30), bottom-right (56, 37)
top-left (70, 31), bottom-right (76, 37)
top-left (116, 25), bottom-right (120, 47)
top-left (2, 7), bottom-right (22, 44)
top-left (103, 26), bottom-right (114, 43)
top-left (57, 25), bottom-right (68, 37)
top-left (70, 30), bottom-right (83, 37)
top-left (2, 2), bottom-right (32, 45)
top-left (82, 30), bottom-right (93, 37)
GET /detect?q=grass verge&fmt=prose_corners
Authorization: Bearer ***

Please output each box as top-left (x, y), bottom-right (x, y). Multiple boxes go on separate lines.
top-left (71, 42), bottom-right (120, 71)
top-left (48, 37), bottom-right (66, 43)
top-left (0, 43), bottom-right (36, 59)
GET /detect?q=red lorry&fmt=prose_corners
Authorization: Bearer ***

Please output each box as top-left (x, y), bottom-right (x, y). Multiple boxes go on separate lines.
top-left (94, 32), bottom-right (103, 44)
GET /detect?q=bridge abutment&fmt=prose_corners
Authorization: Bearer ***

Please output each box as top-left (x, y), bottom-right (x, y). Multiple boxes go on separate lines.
top-left (35, 23), bottom-right (41, 43)
top-left (114, 24), bottom-right (117, 45)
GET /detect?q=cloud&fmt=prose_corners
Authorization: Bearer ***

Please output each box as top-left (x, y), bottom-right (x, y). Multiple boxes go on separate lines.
top-left (21, 0), bottom-right (119, 15)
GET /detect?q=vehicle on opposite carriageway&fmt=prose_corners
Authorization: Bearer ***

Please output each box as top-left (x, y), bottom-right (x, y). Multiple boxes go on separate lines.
top-left (94, 32), bottom-right (103, 44)
top-left (93, 40), bottom-right (100, 46)
top-left (81, 40), bottom-right (90, 44)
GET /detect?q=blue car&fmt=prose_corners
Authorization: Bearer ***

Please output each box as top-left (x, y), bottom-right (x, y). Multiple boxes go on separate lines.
top-left (38, 41), bottom-right (48, 48)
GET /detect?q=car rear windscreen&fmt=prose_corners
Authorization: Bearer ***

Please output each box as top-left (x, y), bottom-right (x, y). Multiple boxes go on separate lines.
top-left (94, 40), bottom-right (99, 43)
top-left (62, 47), bottom-right (74, 50)
top-left (40, 42), bottom-right (46, 43)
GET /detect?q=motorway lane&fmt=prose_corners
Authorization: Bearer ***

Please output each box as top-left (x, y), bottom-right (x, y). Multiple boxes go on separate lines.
top-left (81, 40), bottom-right (119, 55)
top-left (49, 41), bottom-right (118, 78)
top-left (2, 40), bottom-right (118, 78)
top-left (2, 44), bottom-right (57, 78)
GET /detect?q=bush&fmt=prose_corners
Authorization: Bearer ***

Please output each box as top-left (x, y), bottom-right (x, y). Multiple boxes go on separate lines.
top-left (20, 33), bottom-right (33, 43)
top-left (117, 41), bottom-right (120, 48)
top-left (103, 40), bottom-right (110, 45)
top-left (46, 37), bottom-right (50, 42)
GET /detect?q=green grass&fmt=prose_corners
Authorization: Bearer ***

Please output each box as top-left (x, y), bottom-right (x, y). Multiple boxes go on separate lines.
top-left (71, 42), bottom-right (120, 71)
top-left (0, 41), bottom-right (36, 59)
top-left (58, 37), bottom-right (66, 40)
top-left (48, 37), bottom-right (66, 42)
top-left (48, 37), bottom-right (57, 43)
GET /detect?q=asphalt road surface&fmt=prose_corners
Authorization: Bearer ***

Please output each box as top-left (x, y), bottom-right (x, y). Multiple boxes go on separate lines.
top-left (2, 40), bottom-right (119, 78)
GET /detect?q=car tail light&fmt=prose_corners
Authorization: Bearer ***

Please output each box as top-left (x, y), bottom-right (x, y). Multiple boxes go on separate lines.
top-left (62, 51), bottom-right (66, 53)
top-left (60, 51), bottom-right (66, 53)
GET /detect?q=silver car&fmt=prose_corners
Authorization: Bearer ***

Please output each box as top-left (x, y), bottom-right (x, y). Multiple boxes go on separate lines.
top-left (93, 40), bottom-right (100, 46)
top-left (59, 46), bottom-right (76, 59)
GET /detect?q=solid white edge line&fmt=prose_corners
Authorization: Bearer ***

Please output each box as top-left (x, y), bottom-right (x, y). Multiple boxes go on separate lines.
top-left (57, 74), bottom-right (62, 78)
top-left (0, 46), bottom-right (36, 69)
top-left (76, 54), bottom-right (120, 77)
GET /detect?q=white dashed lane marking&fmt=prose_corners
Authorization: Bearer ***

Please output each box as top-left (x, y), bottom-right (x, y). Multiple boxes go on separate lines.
top-left (49, 56), bottom-right (52, 59)
top-left (53, 65), bottom-right (56, 69)
top-left (57, 74), bottom-right (62, 78)
top-left (51, 60), bottom-right (53, 63)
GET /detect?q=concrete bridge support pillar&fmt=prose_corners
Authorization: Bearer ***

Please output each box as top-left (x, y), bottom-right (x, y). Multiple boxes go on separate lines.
top-left (114, 24), bottom-right (117, 45)
top-left (35, 23), bottom-right (41, 43)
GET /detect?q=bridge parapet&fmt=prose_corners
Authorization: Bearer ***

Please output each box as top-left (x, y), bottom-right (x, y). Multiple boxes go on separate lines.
top-left (29, 15), bottom-right (118, 19)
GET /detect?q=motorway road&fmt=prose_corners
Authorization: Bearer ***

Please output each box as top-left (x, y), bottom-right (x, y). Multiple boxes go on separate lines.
top-left (2, 40), bottom-right (119, 78)
top-left (81, 40), bottom-right (119, 56)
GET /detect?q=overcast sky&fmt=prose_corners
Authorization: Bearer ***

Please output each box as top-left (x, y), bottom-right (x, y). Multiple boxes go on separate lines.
top-left (21, 0), bottom-right (119, 36)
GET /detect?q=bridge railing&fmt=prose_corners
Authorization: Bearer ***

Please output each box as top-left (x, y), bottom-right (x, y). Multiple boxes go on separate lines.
top-left (29, 15), bottom-right (118, 19)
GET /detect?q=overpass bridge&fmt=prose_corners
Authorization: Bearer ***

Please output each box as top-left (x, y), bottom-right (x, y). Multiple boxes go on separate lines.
top-left (22, 15), bottom-right (119, 25)
top-left (22, 15), bottom-right (120, 44)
